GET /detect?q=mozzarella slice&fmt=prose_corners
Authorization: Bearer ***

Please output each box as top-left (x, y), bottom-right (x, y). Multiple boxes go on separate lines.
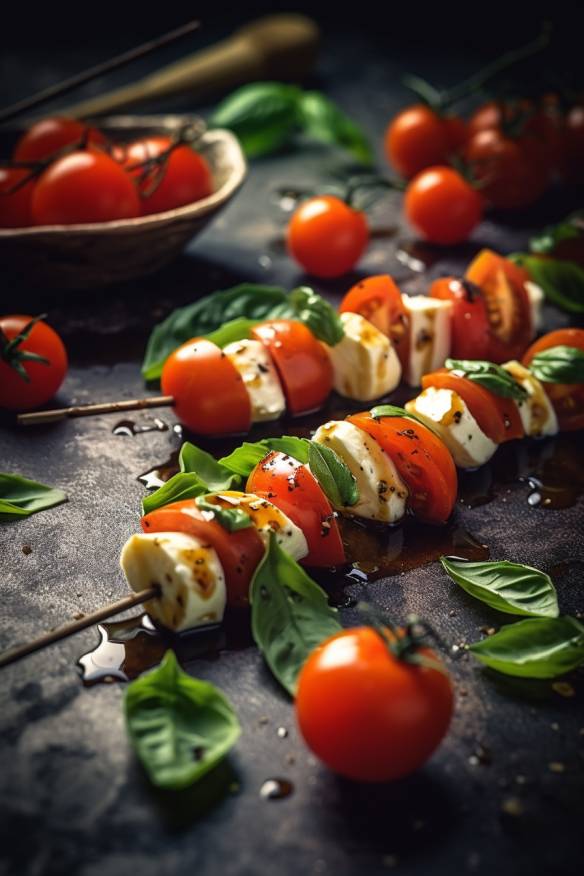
top-left (502, 361), bottom-right (558, 437)
top-left (525, 281), bottom-right (544, 333)
top-left (402, 295), bottom-right (452, 387)
top-left (406, 387), bottom-right (497, 469)
top-left (120, 532), bottom-right (226, 632)
top-left (223, 338), bottom-right (285, 422)
top-left (312, 420), bottom-right (408, 523)
top-left (201, 491), bottom-right (308, 561)
top-left (324, 311), bottom-right (401, 401)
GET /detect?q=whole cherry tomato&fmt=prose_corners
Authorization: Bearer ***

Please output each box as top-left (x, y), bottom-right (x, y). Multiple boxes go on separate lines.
top-left (0, 168), bottom-right (36, 228)
top-left (339, 275), bottom-right (410, 370)
top-left (429, 276), bottom-right (490, 360)
top-left (522, 328), bottom-right (584, 431)
top-left (464, 128), bottom-right (547, 210)
top-left (122, 136), bottom-right (213, 215)
top-left (287, 195), bottom-right (369, 278)
top-left (404, 166), bottom-right (483, 245)
top-left (296, 625), bottom-right (453, 782)
top-left (31, 150), bottom-right (140, 225)
top-left (561, 105), bottom-right (584, 184)
top-left (14, 117), bottom-right (106, 162)
top-left (384, 105), bottom-right (466, 179)
top-left (0, 315), bottom-right (68, 410)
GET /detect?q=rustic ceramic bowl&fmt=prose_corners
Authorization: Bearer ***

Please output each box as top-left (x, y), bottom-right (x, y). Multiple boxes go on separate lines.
top-left (0, 115), bottom-right (247, 289)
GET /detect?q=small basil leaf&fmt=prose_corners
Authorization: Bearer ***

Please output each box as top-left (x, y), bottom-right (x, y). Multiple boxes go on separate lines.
top-left (179, 442), bottom-right (242, 490)
top-left (218, 435), bottom-right (309, 480)
top-left (142, 473), bottom-right (209, 515)
top-left (265, 436), bottom-right (310, 464)
top-left (298, 92), bottom-right (374, 166)
top-left (445, 358), bottom-right (528, 401)
top-left (288, 286), bottom-right (345, 346)
top-left (204, 317), bottom-right (257, 349)
top-left (511, 255), bottom-right (584, 314)
top-left (250, 534), bottom-right (343, 696)
top-left (528, 345), bottom-right (584, 384)
top-left (195, 496), bottom-right (252, 532)
top-left (125, 651), bottom-right (240, 790)
top-left (209, 82), bottom-right (302, 158)
top-left (529, 211), bottom-right (584, 255)
top-left (440, 557), bottom-right (559, 618)
top-left (0, 473), bottom-right (67, 522)
top-left (308, 441), bottom-right (359, 508)
top-left (369, 403), bottom-right (436, 431)
top-left (469, 616), bottom-right (584, 679)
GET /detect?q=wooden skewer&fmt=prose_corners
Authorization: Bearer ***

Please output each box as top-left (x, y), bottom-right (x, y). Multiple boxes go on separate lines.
top-left (0, 587), bottom-right (159, 669)
top-left (17, 395), bottom-right (174, 426)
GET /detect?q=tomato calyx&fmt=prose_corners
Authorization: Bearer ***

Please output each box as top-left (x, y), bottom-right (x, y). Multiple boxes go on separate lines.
top-left (122, 121), bottom-right (206, 200)
top-left (359, 602), bottom-right (449, 675)
top-left (0, 313), bottom-right (50, 382)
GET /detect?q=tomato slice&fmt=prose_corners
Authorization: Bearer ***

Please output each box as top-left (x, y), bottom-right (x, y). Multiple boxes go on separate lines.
top-left (347, 412), bottom-right (457, 524)
top-left (247, 451), bottom-right (345, 567)
top-left (421, 368), bottom-right (524, 443)
top-left (251, 320), bottom-right (333, 416)
top-left (141, 499), bottom-right (265, 608)
top-left (465, 250), bottom-right (533, 363)
top-left (161, 338), bottom-right (251, 435)
top-left (339, 275), bottom-right (410, 369)
top-left (429, 276), bottom-right (491, 360)
top-left (522, 328), bottom-right (584, 431)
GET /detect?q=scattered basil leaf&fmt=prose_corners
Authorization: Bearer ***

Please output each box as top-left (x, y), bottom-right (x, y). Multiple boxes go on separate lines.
top-left (195, 496), bottom-right (252, 532)
top-left (204, 317), bottom-right (257, 349)
top-left (529, 211), bottom-right (584, 255)
top-left (0, 473), bottom-right (67, 521)
top-left (124, 650), bottom-right (240, 790)
top-left (511, 255), bottom-right (584, 314)
top-left (528, 345), bottom-right (584, 384)
top-left (218, 435), bottom-right (309, 479)
top-left (210, 82), bottom-right (302, 158)
top-left (179, 442), bottom-right (242, 490)
top-left (297, 91), bottom-right (373, 166)
top-left (469, 616), bottom-right (584, 679)
top-left (440, 557), bottom-right (559, 618)
top-left (250, 534), bottom-right (342, 695)
top-left (445, 358), bottom-right (527, 401)
top-left (307, 441), bottom-right (359, 508)
top-left (288, 286), bottom-right (345, 347)
top-left (142, 472), bottom-right (209, 515)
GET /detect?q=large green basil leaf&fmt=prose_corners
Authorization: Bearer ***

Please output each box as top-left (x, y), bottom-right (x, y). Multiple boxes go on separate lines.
top-left (217, 435), bottom-right (309, 480)
top-left (297, 91), bottom-right (373, 166)
top-left (528, 345), bottom-right (584, 384)
top-left (469, 616), bottom-right (584, 678)
top-left (210, 82), bottom-right (301, 158)
top-left (440, 557), bottom-right (559, 618)
top-left (179, 442), bottom-right (241, 489)
top-left (288, 286), bottom-right (345, 346)
top-left (0, 473), bottom-right (67, 521)
top-left (204, 318), bottom-right (257, 349)
top-left (250, 534), bottom-right (342, 695)
top-left (308, 441), bottom-right (359, 508)
top-left (512, 255), bottom-right (584, 314)
top-left (142, 473), bottom-right (209, 515)
top-left (445, 359), bottom-right (527, 401)
top-left (125, 651), bottom-right (240, 790)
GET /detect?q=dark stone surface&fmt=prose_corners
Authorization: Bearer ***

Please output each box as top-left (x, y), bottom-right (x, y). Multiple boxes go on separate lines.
top-left (1, 24), bottom-right (583, 876)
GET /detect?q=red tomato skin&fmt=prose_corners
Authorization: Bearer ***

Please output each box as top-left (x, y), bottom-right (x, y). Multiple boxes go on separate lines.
top-left (404, 167), bottom-right (483, 245)
top-left (31, 150), bottom-right (140, 225)
top-left (296, 626), bottom-right (453, 782)
top-left (464, 129), bottom-right (546, 210)
top-left (0, 315), bottom-right (68, 410)
top-left (287, 195), bottom-right (369, 278)
top-left (246, 450), bottom-right (345, 567)
top-left (339, 275), bottom-right (410, 370)
top-left (384, 105), bottom-right (466, 179)
top-left (161, 338), bottom-right (251, 435)
top-left (13, 117), bottom-right (106, 162)
top-left (522, 328), bottom-right (584, 431)
top-left (429, 277), bottom-right (491, 361)
top-left (0, 168), bottom-right (35, 228)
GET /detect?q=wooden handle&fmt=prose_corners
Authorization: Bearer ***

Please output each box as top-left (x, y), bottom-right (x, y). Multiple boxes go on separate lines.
top-left (62, 14), bottom-right (320, 119)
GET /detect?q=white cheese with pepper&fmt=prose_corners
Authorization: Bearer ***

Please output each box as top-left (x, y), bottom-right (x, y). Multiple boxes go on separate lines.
top-left (324, 311), bottom-right (402, 401)
top-left (223, 339), bottom-right (286, 422)
top-left (502, 361), bottom-right (558, 437)
top-left (402, 295), bottom-right (453, 387)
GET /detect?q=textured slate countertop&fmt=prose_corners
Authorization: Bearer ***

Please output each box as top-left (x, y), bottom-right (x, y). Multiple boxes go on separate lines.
top-left (0, 24), bottom-right (583, 876)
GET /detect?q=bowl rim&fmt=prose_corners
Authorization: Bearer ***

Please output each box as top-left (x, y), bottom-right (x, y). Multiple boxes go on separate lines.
top-left (0, 127), bottom-right (246, 238)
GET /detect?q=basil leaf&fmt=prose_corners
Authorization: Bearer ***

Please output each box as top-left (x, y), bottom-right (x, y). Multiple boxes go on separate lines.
top-left (297, 91), bottom-right (373, 166)
top-left (512, 255), bottom-right (584, 314)
top-left (250, 534), bottom-right (342, 695)
top-left (205, 317), bottom-right (257, 349)
top-left (470, 616), bottom-right (584, 679)
top-left (179, 442), bottom-right (241, 490)
top-left (142, 473), bottom-right (209, 515)
top-left (529, 211), bottom-right (584, 255)
top-left (288, 286), bottom-right (345, 346)
top-left (265, 436), bottom-right (310, 464)
top-left (369, 403), bottom-right (436, 432)
top-left (528, 345), bottom-right (584, 384)
top-left (0, 473), bottom-right (67, 521)
top-left (440, 557), bottom-right (559, 618)
top-left (210, 82), bottom-right (302, 158)
top-left (445, 358), bottom-right (528, 401)
top-left (307, 441), bottom-right (359, 508)
top-left (195, 496), bottom-right (252, 532)
top-left (218, 436), bottom-right (310, 479)
top-left (125, 651), bottom-right (240, 790)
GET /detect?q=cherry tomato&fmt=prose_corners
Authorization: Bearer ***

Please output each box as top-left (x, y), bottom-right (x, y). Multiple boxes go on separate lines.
top-left (31, 150), bottom-right (140, 225)
top-left (247, 450), bottom-right (345, 567)
top-left (430, 276), bottom-right (490, 360)
top-left (404, 167), bottom-right (483, 245)
top-left (465, 250), bottom-right (532, 363)
top-left (141, 499), bottom-right (265, 608)
top-left (464, 128), bottom-right (547, 210)
top-left (561, 105), bottom-right (584, 184)
top-left (0, 168), bottom-right (35, 228)
top-left (296, 625), bottom-right (453, 782)
top-left (122, 136), bottom-right (213, 215)
top-left (522, 328), bottom-right (584, 432)
top-left (14, 117), bottom-right (106, 162)
top-left (421, 368), bottom-right (524, 443)
top-left (384, 105), bottom-right (467, 179)
top-left (0, 315), bottom-right (68, 411)
top-left (347, 411), bottom-right (457, 523)
top-left (339, 275), bottom-right (410, 370)
top-left (161, 338), bottom-right (251, 435)
top-left (251, 320), bottom-right (333, 416)
top-left (287, 195), bottom-right (369, 278)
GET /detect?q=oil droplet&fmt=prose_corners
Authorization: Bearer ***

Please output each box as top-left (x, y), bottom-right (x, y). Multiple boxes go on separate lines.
top-left (260, 778), bottom-right (294, 800)
top-left (113, 418), bottom-right (169, 437)
top-left (395, 242), bottom-right (440, 273)
top-left (277, 726), bottom-right (288, 739)
top-left (137, 450), bottom-right (180, 489)
top-left (258, 255), bottom-right (272, 270)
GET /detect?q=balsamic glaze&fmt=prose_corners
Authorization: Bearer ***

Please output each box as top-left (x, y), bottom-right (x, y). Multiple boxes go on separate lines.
top-left (259, 778), bottom-right (294, 800)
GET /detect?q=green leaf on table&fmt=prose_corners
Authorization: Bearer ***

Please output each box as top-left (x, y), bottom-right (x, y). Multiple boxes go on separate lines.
top-left (445, 359), bottom-right (528, 401)
top-left (308, 441), bottom-right (359, 508)
top-left (469, 616), bottom-right (584, 679)
top-left (0, 473), bottom-right (67, 521)
top-left (529, 212), bottom-right (584, 255)
top-left (125, 651), bottom-right (240, 790)
top-left (250, 534), bottom-right (343, 695)
top-left (440, 557), bottom-right (559, 618)
top-left (297, 91), bottom-right (374, 166)
top-left (195, 496), bottom-right (252, 532)
top-left (210, 82), bottom-right (302, 158)
top-left (528, 345), bottom-right (584, 384)
top-left (511, 255), bottom-right (584, 314)
top-left (289, 286), bottom-right (345, 346)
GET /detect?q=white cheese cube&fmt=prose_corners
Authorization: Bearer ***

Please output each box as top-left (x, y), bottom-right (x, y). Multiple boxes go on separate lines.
top-left (502, 361), bottom-right (558, 437)
top-left (402, 295), bottom-right (452, 387)
top-left (223, 339), bottom-right (286, 422)
top-left (324, 311), bottom-right (402, 401)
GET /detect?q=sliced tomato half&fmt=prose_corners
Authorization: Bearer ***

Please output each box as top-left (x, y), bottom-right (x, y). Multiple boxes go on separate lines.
top-left (429, 276), bottom-right (491, 360)
top-left (339, 275), bottom-right (410, 369)
top-left (522, 328), bottom-right (584, 431)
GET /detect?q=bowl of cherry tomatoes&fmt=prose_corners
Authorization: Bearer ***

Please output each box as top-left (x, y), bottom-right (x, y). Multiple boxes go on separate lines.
top-left (0, 114), bottom-right (247, 289)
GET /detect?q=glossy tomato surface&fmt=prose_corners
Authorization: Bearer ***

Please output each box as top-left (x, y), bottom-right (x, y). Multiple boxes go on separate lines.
top-left (13, 117), bottom-right (106, 162)
top-left (0, 315), bottom-right (68, 411)
top-left (404, 167), bottom-right (483, 245)
top-left (287, 195), bottom-right (369, 278)
top-left (339, 274), bottom-right (410, 369)
top-left (384, 105), bottom-right (466, 178)
top-left (430, 276), bottom-right (491, 360)
top-left (464, 128), bottom-right (547, 210)
top-left (522, 328), bottom-right (584, 431)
